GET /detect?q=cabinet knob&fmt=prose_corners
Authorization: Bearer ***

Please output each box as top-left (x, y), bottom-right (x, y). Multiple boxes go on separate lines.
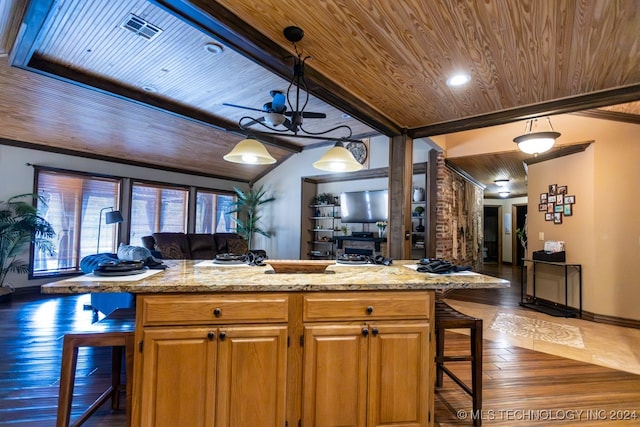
top-left (207, 331), bottom-right (215, 340)
top-left (219, 331), bottom-right (227, 341)
top-left (213, 307), bottom-right (222, 317)
top-left (366, 306), bottom-right (374, 315)
top-left (372, 327), bottom-right (379, 336)
top-left (362, 328), bottom-right (369, 337)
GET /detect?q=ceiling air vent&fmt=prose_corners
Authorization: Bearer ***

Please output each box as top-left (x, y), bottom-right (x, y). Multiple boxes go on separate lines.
top-left (120, 13), bottom-right (163, 41)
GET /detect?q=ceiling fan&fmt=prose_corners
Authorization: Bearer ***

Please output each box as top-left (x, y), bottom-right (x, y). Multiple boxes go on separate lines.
top-left (222, 90), bottom-right (326, 132)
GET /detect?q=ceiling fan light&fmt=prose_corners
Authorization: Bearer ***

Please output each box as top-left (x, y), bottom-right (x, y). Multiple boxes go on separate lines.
top-left (223, 138), bottom-right (276, 165)
top-left (313, 143), bottom-right (363, 172)
top-left (265, 112), bottom-right (286, 126)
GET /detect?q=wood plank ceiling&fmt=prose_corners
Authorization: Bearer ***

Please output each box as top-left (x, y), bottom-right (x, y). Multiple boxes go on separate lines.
top-left (1, 0), bottom-right (639, 189)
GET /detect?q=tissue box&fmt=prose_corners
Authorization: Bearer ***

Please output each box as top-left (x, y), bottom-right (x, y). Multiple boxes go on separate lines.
top-left (532, 250), bottom-right (566, 262)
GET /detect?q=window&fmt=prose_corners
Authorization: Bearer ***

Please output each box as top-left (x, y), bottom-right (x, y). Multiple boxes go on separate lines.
top-left (129, 182), bottom-right (188, 244)
top-left (34, 169), bottom-right (121, 276)
top-left (195, 190), bottom-right (236, 233)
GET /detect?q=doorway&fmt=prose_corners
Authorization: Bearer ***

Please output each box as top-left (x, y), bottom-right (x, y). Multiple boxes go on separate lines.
top-left (483, 206), bottom-right (501, 264)
top-left (513, 204), bottom-right (528, 266)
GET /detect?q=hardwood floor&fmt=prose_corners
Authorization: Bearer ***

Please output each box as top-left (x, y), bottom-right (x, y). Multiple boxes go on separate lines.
top-left (0, 264), bottom-right (638, 426)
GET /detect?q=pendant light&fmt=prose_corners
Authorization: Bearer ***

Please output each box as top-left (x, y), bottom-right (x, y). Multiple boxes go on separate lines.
top-left (223, 138), bottom-right (276, 165)
top-left (513, 117), bottom-right (560, 155)
top-left (313, 141), bottom-right (363, 172)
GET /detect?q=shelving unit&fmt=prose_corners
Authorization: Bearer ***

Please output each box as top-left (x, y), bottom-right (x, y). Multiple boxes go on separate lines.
top-left (411, 201), bottom-right (426, 258)
top-left (308, 204), bottom-right (341, 259)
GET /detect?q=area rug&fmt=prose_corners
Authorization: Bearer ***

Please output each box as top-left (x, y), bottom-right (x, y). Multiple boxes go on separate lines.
top-left (490, 311), bottom-right (585, 348)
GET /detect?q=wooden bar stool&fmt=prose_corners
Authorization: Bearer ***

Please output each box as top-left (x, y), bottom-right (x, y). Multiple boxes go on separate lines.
top-left (56, 308), bottom-right (136, 427)
top-left (435, 301), bottom-right (483, 426)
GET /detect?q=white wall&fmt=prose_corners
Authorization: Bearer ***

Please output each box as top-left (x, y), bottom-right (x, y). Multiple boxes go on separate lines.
top-left (0, 144), bottom-right (244, 288)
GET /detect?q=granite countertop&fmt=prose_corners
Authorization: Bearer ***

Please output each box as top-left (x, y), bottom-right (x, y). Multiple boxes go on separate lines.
top-left (40, 259), bottom-right (510, 294)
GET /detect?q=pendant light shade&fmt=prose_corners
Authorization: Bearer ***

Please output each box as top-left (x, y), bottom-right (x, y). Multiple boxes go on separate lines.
top-left (313, 142), bottom-right (364, 172)
top-left (223, 138), bottom-right (276, 165)
top-left (513, 117), bottom-right (560, 155)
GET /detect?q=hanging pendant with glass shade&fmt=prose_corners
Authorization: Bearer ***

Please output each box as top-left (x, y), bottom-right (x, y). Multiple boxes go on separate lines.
top-left (223, 138), bottom-right (276, 165)
top-left (513, 117), bottom-right (560, 155)
top-left (312, 141), bottom-right (363, 172)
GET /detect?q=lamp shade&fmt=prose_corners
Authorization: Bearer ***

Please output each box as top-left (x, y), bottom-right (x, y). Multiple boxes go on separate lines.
top-left (105, 210), bottom-right (124, 224)
top-left (313, 143), bottom-right (364, 172)
top-left (223, 138), bottom-right (276, 165)
top-left (513, 131), bottom-right (560, 155)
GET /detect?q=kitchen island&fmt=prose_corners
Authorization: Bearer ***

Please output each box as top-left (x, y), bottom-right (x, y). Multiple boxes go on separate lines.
top-left (42, 260), bottom-right (508, 427)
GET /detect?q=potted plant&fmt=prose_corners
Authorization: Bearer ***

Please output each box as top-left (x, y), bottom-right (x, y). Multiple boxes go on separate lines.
top-left (316, 193), bottom-right (334, 205)
top-left (0, 193), bottom-right (56, 301)
top-left (230, 186), bottom-right (275, 250)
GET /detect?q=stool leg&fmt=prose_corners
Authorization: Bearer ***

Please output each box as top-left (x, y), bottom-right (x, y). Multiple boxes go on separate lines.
top-left (57, 336), bottom-right (79, 427)
top-left (111, 346), bottom-right (123, 410)
top-left (471, 320), bottom-right (483, 427)
top-left (436, 327), bottom-right (444, 387)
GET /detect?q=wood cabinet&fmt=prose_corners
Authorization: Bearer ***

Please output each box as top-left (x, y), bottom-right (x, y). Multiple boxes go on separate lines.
top-left (301, 292), bottom-right (433, 427)
top-left (133, 291), bottom-right (434, 427)
top-left (133, 294), bottom-right (289, 427)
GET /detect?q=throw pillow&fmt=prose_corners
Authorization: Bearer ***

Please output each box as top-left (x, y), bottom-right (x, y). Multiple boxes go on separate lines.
top-left (79, 253), bottom-right (119, 274)
top-left (227, 238), bottom-right (248, 255)
top-left (155, 241), bottom-right (185, 259)
top-left (118, 243), bottom-right (154, 261)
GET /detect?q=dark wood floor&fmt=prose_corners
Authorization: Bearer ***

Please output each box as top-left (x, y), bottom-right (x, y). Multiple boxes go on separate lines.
top-left (1, 264), bottom-right (638, 426)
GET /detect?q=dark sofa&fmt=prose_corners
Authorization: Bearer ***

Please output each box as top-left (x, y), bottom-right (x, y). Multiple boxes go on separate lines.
top-left (141, 232), bottom-right (248, 259)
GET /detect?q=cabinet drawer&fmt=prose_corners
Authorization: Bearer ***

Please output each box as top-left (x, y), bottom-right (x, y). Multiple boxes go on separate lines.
top-left (303, 291), bottom-right (431, 322)
top-left (141, 294), bottom-right (289, 326)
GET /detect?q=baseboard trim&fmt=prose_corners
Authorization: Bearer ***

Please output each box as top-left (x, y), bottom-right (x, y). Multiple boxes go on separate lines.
top-left (580, 310), bottom-right (640, 330)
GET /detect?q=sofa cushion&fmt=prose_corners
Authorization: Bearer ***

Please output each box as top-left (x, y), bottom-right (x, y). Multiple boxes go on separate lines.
top-left (214, 233), bottom-right (241, 253)
top-left (188, 234), bottom-right (217, 259)
top-left (153, 232), bottom-right (190, 259)
top-left (227, 238), bottom-right (248, 255)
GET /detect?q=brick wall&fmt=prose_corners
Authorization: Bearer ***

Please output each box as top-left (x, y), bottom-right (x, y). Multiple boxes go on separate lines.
top-left (435, 152), bottom-right (483, 269)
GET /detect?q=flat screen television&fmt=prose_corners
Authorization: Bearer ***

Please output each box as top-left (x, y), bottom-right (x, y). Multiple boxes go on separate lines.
top-left (339, 190), bottom-right (388, 223)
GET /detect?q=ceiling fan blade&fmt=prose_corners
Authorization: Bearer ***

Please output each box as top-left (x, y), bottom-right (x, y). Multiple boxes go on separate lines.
top-left (243, 117), bottom-right (266, 127)
top-left (222, 103), bottom-right (266, 113)
top-left (282, 118), bottom-right (295, 131)
top-left (301, 112), bottom-right (327, 119)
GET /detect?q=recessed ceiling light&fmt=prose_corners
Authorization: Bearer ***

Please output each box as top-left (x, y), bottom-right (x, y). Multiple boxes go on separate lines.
top-left (498, 191), bottom-right (510, 198)
top-left (142, 85), bottom-right (157, 93)
top-left (341, 113), bottom-right (351, 119)
top-left (204, 43), bottom-right (224, 55)
top-left (446, 73), bottom-right (470, 87)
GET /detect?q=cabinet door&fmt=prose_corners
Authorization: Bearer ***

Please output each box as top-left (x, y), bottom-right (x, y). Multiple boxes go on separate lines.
top-left (215, 325), bottom-right (288, 427)
top-left (368, 322), bottom-right (431, 427)
top-left (302, 324), bottom-right (369, 427)
top-left (139, 327), bottom-right (217, 427)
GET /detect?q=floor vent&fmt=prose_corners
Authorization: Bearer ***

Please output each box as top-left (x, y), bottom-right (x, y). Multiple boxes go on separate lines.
top-left (120, 13), bottom-right (163, 41)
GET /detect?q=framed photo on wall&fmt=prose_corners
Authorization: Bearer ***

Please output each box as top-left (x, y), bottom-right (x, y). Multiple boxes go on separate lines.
top-left (554, 212), bottom-right (563, 224)
top-left (540, 193), bottom-right (547, 202)
top-left (545, 213), bottom-right (553, 221)
top-left (539, 203), bottom-right (547, 212)
top-left (564, 204), bottom-right (573, 216)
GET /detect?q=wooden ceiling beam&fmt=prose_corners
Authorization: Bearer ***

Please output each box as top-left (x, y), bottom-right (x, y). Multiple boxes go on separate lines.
top-left (409, 84), bottom-right (640, 138)
top-left (152, 0), bottom-right (402, 137)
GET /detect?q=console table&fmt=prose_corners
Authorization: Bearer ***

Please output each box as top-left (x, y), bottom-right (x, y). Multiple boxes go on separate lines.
top-left (520, 259), bottom-right (582, 317)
